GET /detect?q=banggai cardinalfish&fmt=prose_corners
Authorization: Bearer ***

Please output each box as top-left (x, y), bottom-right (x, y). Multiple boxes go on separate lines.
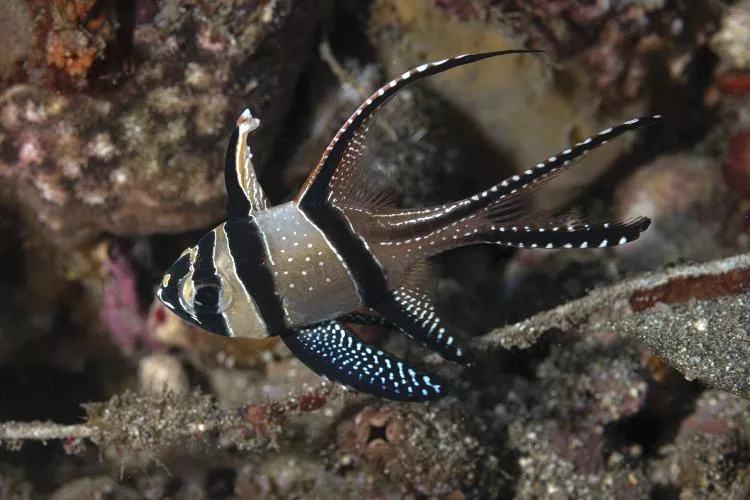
top-left (157, 50), bottom-right (659, 401)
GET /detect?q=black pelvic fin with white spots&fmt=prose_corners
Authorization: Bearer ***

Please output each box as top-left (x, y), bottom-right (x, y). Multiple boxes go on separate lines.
top-left (225, 109), bottom-right (270, 219)
top-left (282, 320), bottom-right (447, 401)
top-left (296, 49), bottom-right (541, 208)
top-left (374, 287), bottom-right (473, 366)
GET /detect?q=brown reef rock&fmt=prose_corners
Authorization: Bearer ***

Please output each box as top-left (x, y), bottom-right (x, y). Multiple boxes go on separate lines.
top-left (0, 0), bottom-right (325, 248)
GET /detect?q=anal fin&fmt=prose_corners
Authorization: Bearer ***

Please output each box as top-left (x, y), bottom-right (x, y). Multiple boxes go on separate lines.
top-left (374, 287), bottom-right (474, 366)
top-left (281, 320), bottom-right (446, 401)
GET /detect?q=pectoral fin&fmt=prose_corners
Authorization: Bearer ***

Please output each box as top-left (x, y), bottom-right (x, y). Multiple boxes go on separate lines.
top-left (281, 320), bottom-right (446, 401)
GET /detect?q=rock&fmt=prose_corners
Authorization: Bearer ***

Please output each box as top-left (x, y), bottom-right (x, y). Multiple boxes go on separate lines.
top-left (138, 353), bottom-right (189, 395)
top-left (506, 332), bottom-right (654, 500)
top-left (614, 154), bottom-right (733, 271)
top-left (0, 0), bottom-right (326, 248)
top-left (234, 454), bottom-right (400, 498)
top-left (0, 1), bottom-right (35, 87)
top-left (651, 391), bottom-right (750, 498)
top-left (336, 404), bottom-right (509, 497)
top-left (710, 2), bottom-right (750, 100)
top-left (711, 1), bottom-right (750, 72)
top-left (50, 476), bottom-right (140, 500)
top-left (725, 129), bottom-right (750, 199)
top-left (0, 464), bottom-right (33, 500)
top-left (616, 293), bottom-right (750, 400)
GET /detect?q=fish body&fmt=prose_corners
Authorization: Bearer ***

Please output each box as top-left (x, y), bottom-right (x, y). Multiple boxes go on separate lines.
top-left (157, 50), bottom-right (659, 401)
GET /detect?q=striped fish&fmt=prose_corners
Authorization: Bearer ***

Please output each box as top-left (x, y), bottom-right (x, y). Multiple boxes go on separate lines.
top-left (157, 50), bottom-right (659, 401)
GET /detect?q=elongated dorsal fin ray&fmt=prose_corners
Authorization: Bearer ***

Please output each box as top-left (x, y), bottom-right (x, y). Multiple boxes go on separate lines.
top-left (295, 49), bottom-right (542, 209)
top-left (225, 109), bottom-right (269, 218)
top-left (282, 320), bottom-right (446, 401)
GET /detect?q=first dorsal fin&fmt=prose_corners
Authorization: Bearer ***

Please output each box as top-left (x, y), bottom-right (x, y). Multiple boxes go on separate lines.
top-left (225, 109), bottom-right (270, 219)
top-left (295, 50), bottom-right (542, 209)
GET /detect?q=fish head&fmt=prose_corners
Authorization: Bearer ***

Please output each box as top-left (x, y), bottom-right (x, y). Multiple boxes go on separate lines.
top-left (156, 227), bottom-right (248, 338)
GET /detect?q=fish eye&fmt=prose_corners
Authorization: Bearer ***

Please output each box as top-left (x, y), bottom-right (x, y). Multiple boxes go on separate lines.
top-left (195, 280), bottom-right (221, 309)
top-left (179, 274), bottom-right (232, 315)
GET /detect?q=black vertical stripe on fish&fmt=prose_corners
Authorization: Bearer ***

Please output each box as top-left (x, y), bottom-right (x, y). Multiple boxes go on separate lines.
top-left (193, 228), bottom-right (217, 276)
top-left (301, 204), bottom-right (389, 306)
top-left (224, 218), bottom-right (288, 335)
top-left (191, 230), bottom-right (224, 333)
top-left (281, 320), bottom-right (447, 401)
top-left (296, 49), bottom-right (541, 208)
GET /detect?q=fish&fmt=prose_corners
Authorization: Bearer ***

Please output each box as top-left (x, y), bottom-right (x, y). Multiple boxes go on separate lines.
top-left (156, 50), bottom-right (659, 402)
